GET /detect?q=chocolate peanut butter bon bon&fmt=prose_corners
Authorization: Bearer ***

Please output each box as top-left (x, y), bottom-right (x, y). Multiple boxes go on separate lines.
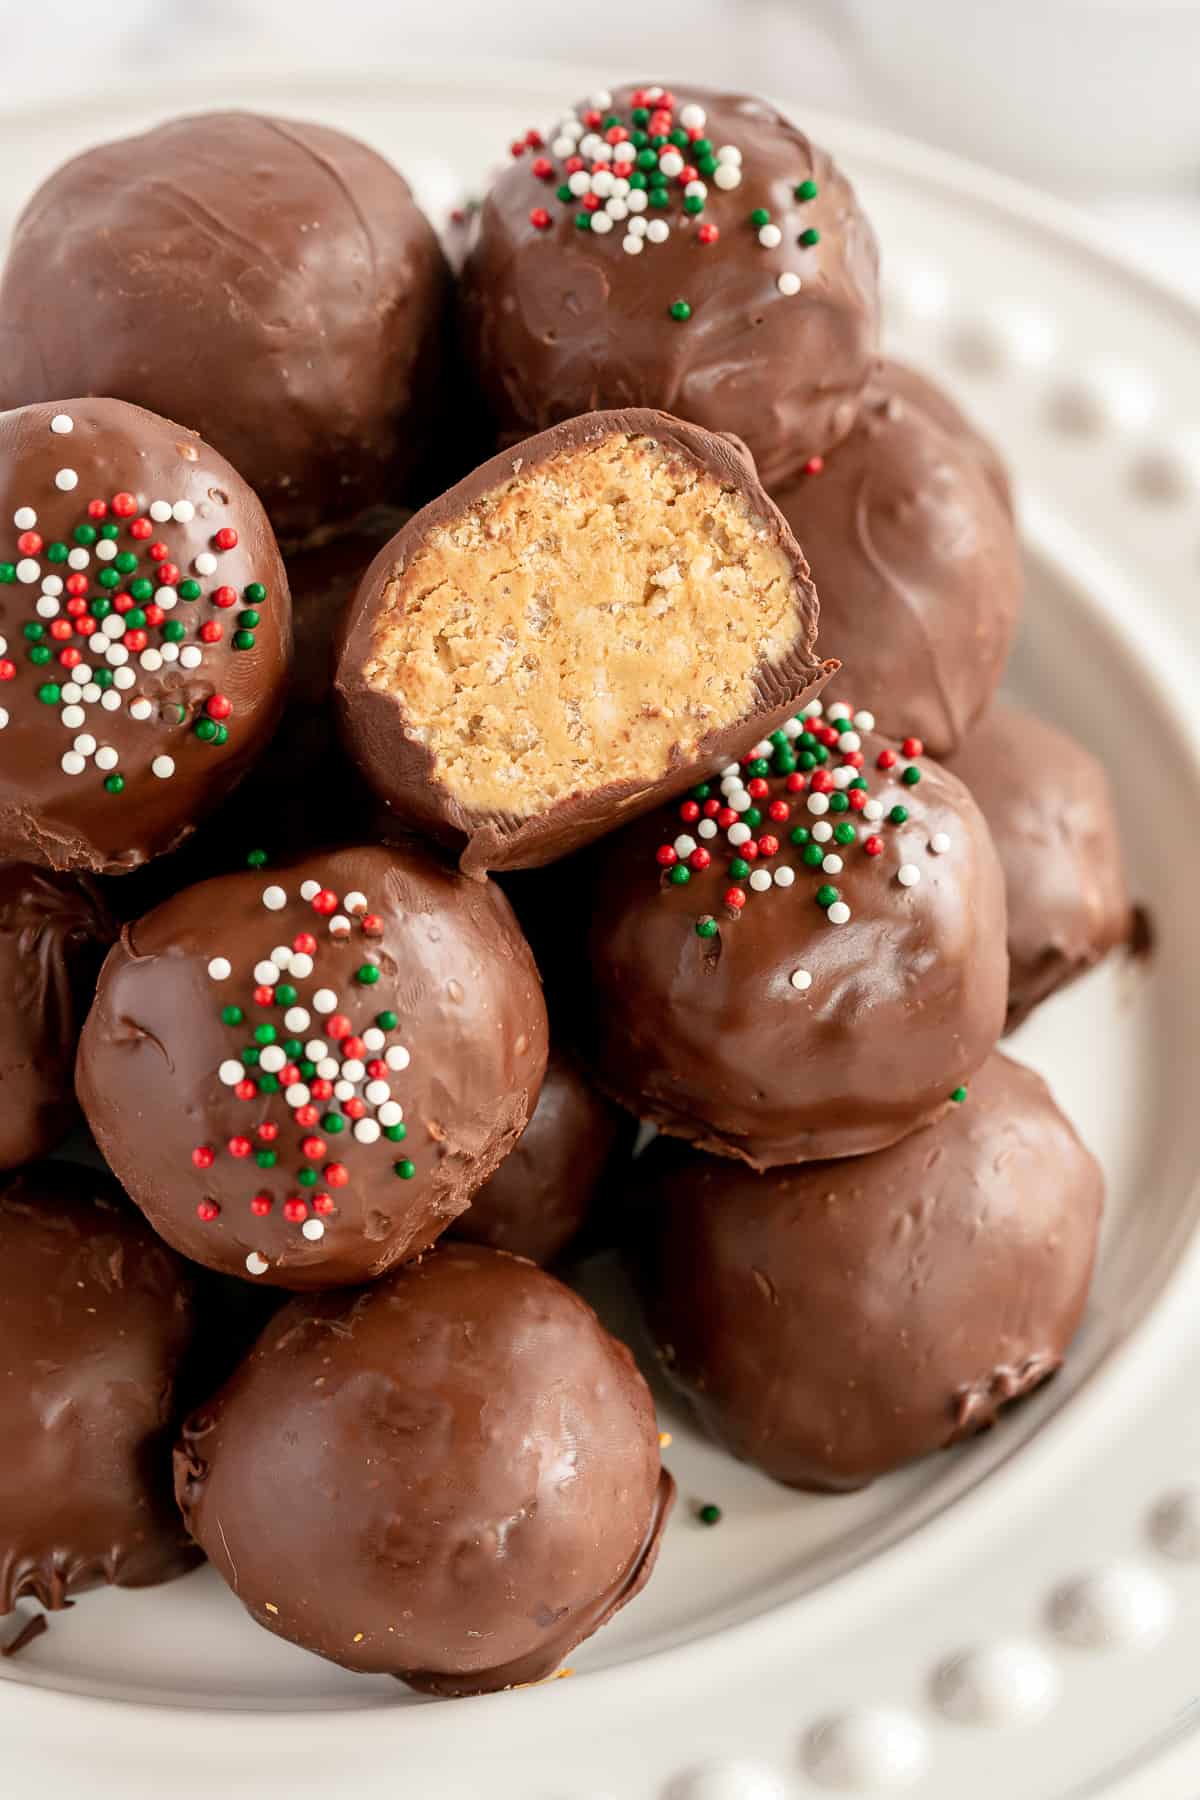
top-left (335, 409), bottom-right (835, 876)
top-left (460, 82), bottom-right (880, 483)
top-left (176, 1243), bottom-right (674, 1695)
top-left (77, 842), bottom-right (549, 1289)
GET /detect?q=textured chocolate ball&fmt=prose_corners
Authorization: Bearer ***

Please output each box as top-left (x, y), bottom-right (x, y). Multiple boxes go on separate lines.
top-left (0, 398), bottom-right (291, 876)
top-left (460, 83), bottom-right (879, 484)
top-left (77, 842), bottom-right (548, 1288)
top-left (945, 703), bottom-right (1131, 1030)
top-left (176, 1243), bottom-right (674, 1694)
top-left (450, 1046), bottom-right (633, 1263)
top-left (0, 1162), bottom-right (199, 1610)
top-left (0, 114), bottom-right (450, 544)
top-left (770, 362), bottom-right (1023, 755)
top-left (335, 409), bottom-right (832, 875)
top-left (637, 1053), bottom-right (1102, 1490)
top-left (584, 702), bottom-right (1008, 1167)
top-left (0, 863), bottom-right (114, 1167)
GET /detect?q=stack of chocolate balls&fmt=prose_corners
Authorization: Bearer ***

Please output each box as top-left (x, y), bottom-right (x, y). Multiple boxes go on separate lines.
top-left (0, 83), bottom-right (1131, 1691)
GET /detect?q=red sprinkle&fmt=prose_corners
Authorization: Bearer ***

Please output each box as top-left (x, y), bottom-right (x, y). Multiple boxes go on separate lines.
top-left (804, 456), bottom-right (824, 476)
top-left (228, 1136), bottom-right (252, 1158)
top-left (129, 517), bottom-right (152, 539)
top-left (717, 807), bottom-right (737, 829)
top-left (253, 984), bottom-right (274, 1007)
top-left (328, 1014), bottom-right (352, 1042)
top-left (0, 662), bottom-right (14, 681)
top-left (531, 157), bottom-right (553, 180)
top-left (87, 500), bottom-right (108, 520)
top-left (724, 886), bottom-right (747, 910)
top-left (529, 207), bottom-right (552, 230)
top-left (311, 1079), bottom-right (333, 1102)
top-left (848, 789), bottom-right (868, 812)
top-left (864, 835), bottom-right (884, 857)
top-left (688, 848), bottom-right (711, 872)
top-left (902, 737), bottom-right (924, 759)
top-left (283, 1197), bottom-right (308, 1223)
top-left (311, 888), bottom-right (338, 915)
top-left (111, 492), bottom-right (137, 518)
top-left (757, 834), bottom-right (780, 858)
top-left (697, 223), bottom-right (719, 244)
top-left (344, 1097), bottom-right (366, 1121)
top-left (768, 800), bottom-right (790, 821)
top-left (747, 778), bottom-right (769, 799)
top-left (312, 1193), bottom-right (335, 1215)
top-left (149, 542), bottom-right (169, 562)
top-left (196, 1200), bottom-right (219, 1222)
top-left (810, 770), bottom-right (834, 794)
top-left (211, 585), bottom-right (237, 609)
top-left (250, 1193), bottom-right (272, 1216)
top-left (301, 1135), bottom-right (326, 1161)
top-left (324, 1163), bottom-right (349, 1188)
top-left (191, 1145), bottom-right (215, 1169)
top-left (679, 800), bottom-right (700, 823)
top-left (65, 574), bottom-right (88, 596)
top-left (295, 1104), bottom-right (319, 1128)
top-left (16, 531), bottom-right (41, 556)
top-left (877, 749), bottom-right (898, 770)
top-left (785, 772), bottom-right (806, 793)
top-left (656, 844), bottom-right (678, 867)
top-left (703, 798), bottom-right (721, 817)
top-left (293, 932), bottom-right (317, 955)
top-left (256, 1123), bottom-right (278, 1142)
top-left (200, 622), bottom-right (223, 646)
top-left (214, 528), bottom-right (239, 551)
top-left (234, 1078), bottom-right (257, 1101)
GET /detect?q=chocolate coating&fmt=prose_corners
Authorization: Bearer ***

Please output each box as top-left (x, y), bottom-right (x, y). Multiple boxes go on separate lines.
top-left (637, 1053), bottom-right (1102, 1490)
top-left (0, 114), bottom-right (450, 544)
top-left (884, 361), bottom-right (1013, 514)
top-left (450, 1046), bottom-right (633, 1263)
top-left (0, 398), bottom-right (291, 875)
top-left (946, 703), bottom-right (1131, 1030)
top-left (770, 362), bottom-right (1023, 755)
top-left (461, 84), bottom-right (879, 481)
top-left (176, 1243), bottom-right (673, 1694)
top-left (0, 1161), bottom-right (199, 1610)
top-left (0, 863), bottom-right (114, 1167)
top-left (584, 717), bottom-right (1008, 1166)
top-left (335, 409), bottom-right (833, 875)
top-left (77, 842), bottom-right (548, 1288)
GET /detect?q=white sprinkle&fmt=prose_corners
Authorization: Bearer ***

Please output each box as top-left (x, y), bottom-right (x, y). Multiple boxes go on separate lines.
top-left (590, 211), bottom-right (615, 236)
top-left (218, 1058), bottom-right (243, 1084)
top-left (342, 891), bottom-right (367, 915)
top-left (0, 711), bottom-right (8, 729)
top-left (67, 548), bottom-right (90, 570)
top-left (684, 180), bottom-right (707, 200)
top-left (589, 88), bottom-right (612, 108)
top-left (101, 690), bottom-right (122, 711)
top-left (60, 751), bottom-right (86, 776)
top-left (94, 746), bottom-right (119, 771)
top-left (590, 169), bottom-right (615, 198)
top-left (112, 667), bottom-right (135, 690)
top-left (822, 854), bottom-right (844, 874)
top-left (149, 500), bottom-right (173, 523)
top-left (54, 468), bottom-right (78, 491)
top-left (41, 575), bottom-right (63, 597)
top-left (579, 133), bottom-right (602, 159)
top-left (61, 683), bottom-right (81, 704)
top-left (720, 776), bottom-right (744, 795)
top-left (730, 790), bottom-right (752, 813)
top-left (208, 957), bottom-right (232, 982)
top-left (338, 1059), bottom-right (364, 1086)
top-left (721, 763), bottom-right (741, 779)
top-left (853, 710), bottom-right (876, 732)
top-left (386, 1045), bottom-right (410, 1071)
top-left (316, 1057), bottom-right (340, 1081)
top-left (300, 1219), bottom-right (325, 1242)
top-left (334, 1079), bottom-right (355, 1102)
top-left (259, 1046), bottom-right (286, 1073)
top-left (783, 718), bottom-right (803, 738)
top-left (831, 766), bottom-right (855, 789)
top-left (827, 703), bottom-right (851, 720)
top-left (727, 822), bottom-right (752, 847)
top-left (568, 170), bottom-right (590, 197)
top-left (102, 615), bottom-right (125, 639)
top-left (105, 644), bottom-right (129, 667)
top-left (329, 914), bottom-right (351, 937)
top-left (300, 880), bottom-right (321, 901)
top-left (140, 648), bottom-right (163, 672)
top-left (811, 820), bottom-right (833, 843)
top-left (36, 596), bottom-right (60, 618)
top-left (362, 1028), bottom-right (385, 1052)
top-left (353, 1119), bottom-right (381, 1145)
top-left (378, 1100), bottom-right (403, 1127)
top-left (804, 699), bottom-right (825, 718)
top-left (290, 953), bottom-right (314, 979)
top-left (552, 135), bottom-right (574, 158)
top-left (713, 163), bottom-right (742, 190)
top-left (758, 223), bottom-right (782, 249)
top-left (606, 199), bottom-right (628, 223)
top-left (697, 818), bottom-right (718, 840)
top-left (284, 1007), bottom-right (310, 1033)
top-left (245, 1251), bottom-right (269, 1275)
top-left (13, 507), bottom-right (35, 529)
top-left (627, 190), bottom-right (648, 217)
top-left (130, 698), bottom-right (153, 721)
top-left (61, 704), bottom-right (85, 729)
top-left (716, 144), bottom-right (742, 164)
top-left (777, 271), bottom-right (802, 296)
top-left (155, 587), bottom-right (177, 609)
top-left (674, 834), bottom-right (697, 858)
top-left (73, 732), bottom-right (97, 755)
top-left (179, 645), bottom-right (203, 669)
top-left (194, 552), bottom-right (218, 576)
top-left (285, 1083), bottom-right (310, 1108)
top-left (930, 833), bottom-right (952, 855)
top-left (827, 901), bottom-right (851, 925)
top-left (262, 885), bottom-right (287, 911)
top-left (863, 799), bottom-right (884, 822)
top-left (172, 499), bottom-right (195, 523)
top-left (646, 219), bottom-right (670, 244)
top-left (680, 103), bottom-right (706, 129)
top-left (659, 150), bottom-right (684, 178)
top-left (312, 988), bottom-right (337, 1014)
top-left (151, 755), bottom-right (175, 779)
top-left (254, 959), bottom-right (278, 986)
top-left (50, 414), bottom-right (73, 435)
top-left (790, 967), bottom-right (812, 991)
top-left (775, 866), bottom-right (796, 888)
top-left (305, 1040), bottom-right (328, 1062)
top-left (897, 864), bottom-right (922, 888)
top-left (751, 740), bottom-right (774, 758)
top-left (16, 558), bottom-right (39, 583)
top-left (807, 792), bottom-right (830, 816)
top-left (95, 539), bottom-right (117, 562)
top-left (839, 731), bottom-right (862, 752)
top-left (365, 1079), bottom-right (390, 1106)
top-left (749, 869), bottom-right (772, 892)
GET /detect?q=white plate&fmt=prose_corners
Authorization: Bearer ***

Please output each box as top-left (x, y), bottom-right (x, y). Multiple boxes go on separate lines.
top-left (1, 64), bottom-right (1199, 1800)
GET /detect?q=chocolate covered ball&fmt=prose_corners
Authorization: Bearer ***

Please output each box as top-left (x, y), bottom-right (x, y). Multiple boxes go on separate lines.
top-left (0, 398), bottom-right (291, 876)
top-left (0, 114), bottom-right (450, 544)
top-left (176, 1243), bottom-right (673, 1694)
top-left (584, 701), bottom-right (1008, 1167)
top-left (461, 84), bottom-right (879, 484)
top-left (946, 703), bottom-right (1131, 1030)
top-left (770, 362), bottom-right (1023, 755)
top-left (0, 863), bottom-right (114, 1167)
top-left (884, 361), bottom-right (1013, 514)
top-left (77, 842), bottom-right (548, 1288)
top-left (335, 409), bottom-right (832, 874)
top-left (450, 1046), bottom-right (633, 1263)
top-left (0, 1162), bottom-right (199, 1610)
top-left (637, 1053), bottom-right (1102, 1490)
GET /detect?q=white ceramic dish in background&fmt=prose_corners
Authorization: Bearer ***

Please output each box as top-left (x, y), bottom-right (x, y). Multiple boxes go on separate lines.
top-left (1, 65), bottom-right (1199, 1800)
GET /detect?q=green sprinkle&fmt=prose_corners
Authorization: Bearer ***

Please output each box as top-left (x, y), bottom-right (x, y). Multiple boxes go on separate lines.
top-left (630, 131), bottom-right (648, 150)
top-left (697, 154), bottom-right (717, 176)
top-left (194, 718), bottom-right (218, 743)
top-left (212, 724), bottom-right (229, 747)
top-left (394, 1159), bottom-right (416, 1180)
top-left (275, 983), bottom-right (298, 1007)
top-left (669, 300), bottom-right (692, 323)
top-left (299, 1060), bottom-right (316, 1080)
top-left (22, 622), bottom-right (44, 641)
top-left (163, 620), bottom-right (186, 643)
top-left (298, 1167), bottom-right (318, 1188)
top-left (257, 1074), bottom-right (280, 1095)
top-left (45, 544), bottom-right (67, 565)
top-left (794, 178), bottom-right (818, 201)
top-left (799, 731), bottom-right (817, 749)
top-left (124, 607), bottom-right (146, 629)
top-left (669, 127), bottom-right (688, 147)
top-left (322, 1113), bottom-right (346, 1135)
top-left (799, 227), bottom-right (820, 247)
top-left (103, 774), bottom-right (125, 794)
top-left (0, 563), bottom-right (14, 583)
top-left (220, 1005), bottom-right (244, 1026)
top-left (114, 551), bottom-right (137, 574)
top-left (775, 750), bottom-right (797, 774)
top-left (649, 188), bottom-right (671, 208)
top-left (669, 864), bottom-right (691, 885)
top-left (233, 630), bottom-right (255, 651)
top-left (828, 793), bottom-right (849, 814)
top-left (802, 844), bottom-right (823, 868)
top-left (650, 133), bottom-right (667, 149)
top-left (255, 1149), bottom-right (277, 1169)
top-left (245, 582), bottom-right (267, 603)
top-left (73, 524), bottom-right (97, 547)
top-left (238, 609), bottom-right (260, 628)
top-left (695, 917), bottom-right (719, 939)
top-left (683, 194), bottom-right (704, 214)
top-left (246, 848), bottom-right (268, 868)
top-left (99, 521), bottom-right (119, 541)
top-left (355, 963), bottom-right (381, 985)
top-left (901, 766), bottom-right (921, 786)
top-left (575, 212), bottom-right (592, 231)
top-left (556, 183), bottom-right (572, 203)
top-left (29, 646), bottom-right (51, 666)
top-left (384, 1123), bottom-right (407, 1142)
top-left (748, 758), bottom-right (770, 779)
top-left (376, 1010), bottom-right (398, 1031)
top-left (698, 1503), bottom-right (722, 1527)
top-left (816, 884), bottom-right (839, 908)
top-left (750, 207), bottom-right (770, 227)
top-left (97, 568), bottom-right (120, 590)
top-left (631, 107), bottom-right (649, 125)
top-left (889, 805), bottom-right (909, 825)
top-left (178, 579), bottom-right (201, 601)
top-left (692, 138), bottom-right (712, 156)
top-left (130, 578), bottom-right (153, 602)
top-left (93, 668), bottom-right (113, 689)
top-left (729, 858), bottom-right (750, 880)
top-left (743, 807), bottom-right (762, 829)
top-left (692, 783), bottom-right (711, 801)
top-left (834, 822), bottom-right (856, 845)
top-left (798, 751), bottom-right (816, 771)
top-left (637, 147), bottom-right (657, 170)
top-left (254, 1025), bottom-right (277, 1045)
top-left (36, 682), bottom-right (61, 704)
top-left (950, 1086), bottom-right (968, 1104)
top-left (91, 597), bottom-right (112, 619)
top-left (628, 171), bottom-right (648, 190)
top-left (790, 826), bottom-right (811, 846)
